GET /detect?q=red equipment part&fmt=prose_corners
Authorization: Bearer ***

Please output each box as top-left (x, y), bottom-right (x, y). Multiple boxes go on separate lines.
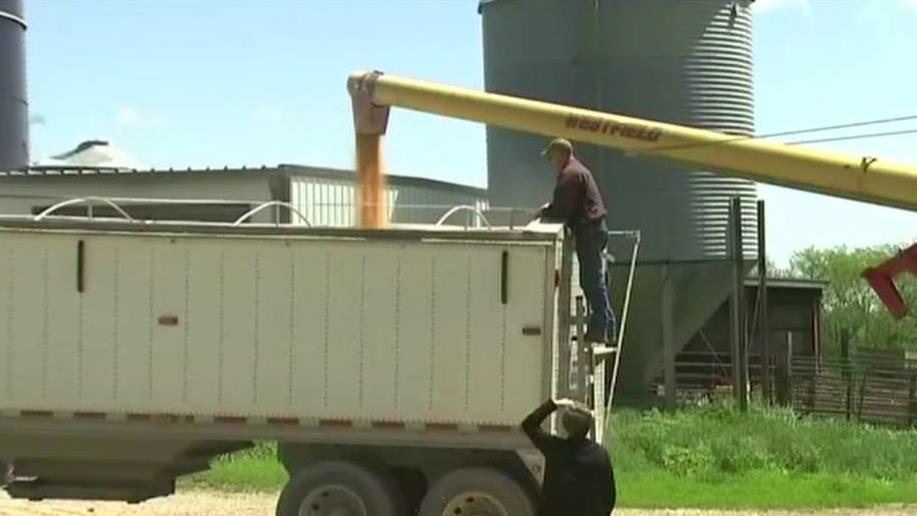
top-left (863, 243), bottom-right (917, 318)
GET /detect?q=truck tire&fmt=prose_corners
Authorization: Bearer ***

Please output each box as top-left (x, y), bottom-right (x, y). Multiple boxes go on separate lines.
top-left (418, 467), bottom-right (534, 516)
top-left (275, 461), bottom-right (403, 516)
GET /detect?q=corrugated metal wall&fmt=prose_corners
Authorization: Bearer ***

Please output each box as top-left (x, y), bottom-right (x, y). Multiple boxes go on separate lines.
top-left (481, 0), bottom-right (757, 262)
top-left (290, 176), bottom-right (489, 228)
top-left (0, 227), bottom-right (552, 425)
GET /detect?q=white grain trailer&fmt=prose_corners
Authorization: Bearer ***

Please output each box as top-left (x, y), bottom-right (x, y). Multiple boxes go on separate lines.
top-left (0, 206), bottom-right (628, 516)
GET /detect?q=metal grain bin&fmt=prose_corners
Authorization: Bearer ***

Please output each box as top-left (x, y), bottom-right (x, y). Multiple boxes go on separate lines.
top-left (0, 0), bottom-right (28, 170)
top-left (480, 0), bottom-right (758, 402)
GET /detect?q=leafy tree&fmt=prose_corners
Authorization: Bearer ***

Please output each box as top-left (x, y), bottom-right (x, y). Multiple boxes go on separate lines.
top-left (788, 244), bottom-right (917, 353)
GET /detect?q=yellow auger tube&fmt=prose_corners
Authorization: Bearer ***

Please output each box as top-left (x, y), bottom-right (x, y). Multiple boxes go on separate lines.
top-left (349, 71), bottom-right (917, 212)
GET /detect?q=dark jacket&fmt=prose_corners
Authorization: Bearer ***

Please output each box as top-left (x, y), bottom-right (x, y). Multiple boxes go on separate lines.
top-left (538, 157), bottom-right (607, 230)
top-left (521, 400), bottom-right (616, 516)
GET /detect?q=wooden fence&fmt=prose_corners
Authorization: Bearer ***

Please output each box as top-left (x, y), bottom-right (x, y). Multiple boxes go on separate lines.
top-left (789, 352), bottom-right (917, 426)
top-left (653, 341), bottom-right (917, 427)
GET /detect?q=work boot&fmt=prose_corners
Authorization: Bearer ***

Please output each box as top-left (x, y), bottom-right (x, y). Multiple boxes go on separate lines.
top-left (583, 330), bottom-right (608, 344)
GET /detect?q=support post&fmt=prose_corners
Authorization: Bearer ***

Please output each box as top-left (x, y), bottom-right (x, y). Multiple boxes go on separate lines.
top-left (575, 296), bottom-right (586, 399)
top-left (268, 174), bottom-right (292, 224)
top-left (730, 197), bottom-right (749, 411)
top-left (757, 200), bottom-right (771, 403)
top-left (662, 268), bottom-right (676, 410)
top-left (908, 369), bottom-right (916, 427)
top-left (774, 332), bottom-right (794, 406)
top-left (840, 329), bottom-right (852, 421)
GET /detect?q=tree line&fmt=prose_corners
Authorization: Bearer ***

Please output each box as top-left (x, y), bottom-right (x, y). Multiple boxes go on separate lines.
top-left (783, 244), bottom-right (917, 353)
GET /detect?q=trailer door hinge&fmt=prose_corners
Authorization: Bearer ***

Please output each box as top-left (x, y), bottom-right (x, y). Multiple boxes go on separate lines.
top-left (522, 326), bottom-right (542, 336)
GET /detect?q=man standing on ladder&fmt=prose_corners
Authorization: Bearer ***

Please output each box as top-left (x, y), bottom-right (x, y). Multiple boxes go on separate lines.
top-left (537, 138), bottom-right (616, 344)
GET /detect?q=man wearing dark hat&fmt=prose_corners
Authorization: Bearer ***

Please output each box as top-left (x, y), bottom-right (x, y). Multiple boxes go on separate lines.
top-left (522, 398), bottom-right (616, 515)
top-left (537, 138), bottom-right (615, 344)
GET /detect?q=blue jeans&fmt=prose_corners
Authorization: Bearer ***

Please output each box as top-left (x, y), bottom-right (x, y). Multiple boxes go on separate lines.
top-left (575, 221), bottom-right (616, 342)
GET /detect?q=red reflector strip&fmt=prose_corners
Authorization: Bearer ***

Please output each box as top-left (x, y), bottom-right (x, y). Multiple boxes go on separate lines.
top-left (554, 270), bottom-right (560, 286)
top-left (371, 421), bottom-right (406, 429)
top-left (425, 422), bottom-right (459, 432)
top-left (126, 413), bottom-right (185, 423)
top-left (214, 416), bottom-right (246, 424)
top-left (20, 410), bottom-right (53, 418)
top-left (479, 424), bottom-right (516, 433)
top-left (320, 419), bottom-right (353, 428)
top-left (74, 412), bottom-right (106, 419)
top-left (268, 417), bottom-right (299, 426)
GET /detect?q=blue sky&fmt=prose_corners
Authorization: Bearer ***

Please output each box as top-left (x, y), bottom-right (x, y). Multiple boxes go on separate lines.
top-left (24, 0), bottom-right (917, 265)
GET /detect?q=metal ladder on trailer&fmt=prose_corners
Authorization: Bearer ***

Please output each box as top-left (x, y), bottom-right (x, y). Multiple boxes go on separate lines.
top-left (565, 230), bottom-right (641, 444)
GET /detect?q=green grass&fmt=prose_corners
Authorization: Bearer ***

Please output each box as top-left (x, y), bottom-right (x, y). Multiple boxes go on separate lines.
top-left (182, 442), bottom-right (286, 492)
top-left (186, 402), bottom-right (917, 509)
top-left (609, 401), bottom-right (917, 480)
top-left (608, 400), bottom-right (917, 508)
top-left (619, 470), bottom-right (917, 509)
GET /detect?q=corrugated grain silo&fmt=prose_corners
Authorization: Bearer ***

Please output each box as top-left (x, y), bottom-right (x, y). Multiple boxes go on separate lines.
top-left (0, 0), bottom-right (28, 170)
top-left (479, 0), bottom-right (758, 402)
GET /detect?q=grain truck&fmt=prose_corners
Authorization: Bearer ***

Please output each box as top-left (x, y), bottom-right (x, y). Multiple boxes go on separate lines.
top-left (0, 202), bottom-right (634, 515)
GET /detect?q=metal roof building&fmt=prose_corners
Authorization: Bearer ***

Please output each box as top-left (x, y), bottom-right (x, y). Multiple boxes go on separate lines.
top-left (654, 278), bottom-right (827, 398)
top-left (0, 163), bottom-right (489, 227)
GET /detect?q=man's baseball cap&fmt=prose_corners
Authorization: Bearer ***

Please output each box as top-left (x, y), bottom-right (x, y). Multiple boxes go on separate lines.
top-left (540, 138), bottom-right (574, 159)
top-left (560, 402), bottom-right (594, 440)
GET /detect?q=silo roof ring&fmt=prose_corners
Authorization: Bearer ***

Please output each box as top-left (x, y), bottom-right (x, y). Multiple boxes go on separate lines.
top-left (0, 11), bottom-right (27, 30)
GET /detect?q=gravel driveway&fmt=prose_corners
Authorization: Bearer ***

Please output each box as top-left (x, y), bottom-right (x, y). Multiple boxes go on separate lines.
top-left (0, 491), bottom-right (914, 516)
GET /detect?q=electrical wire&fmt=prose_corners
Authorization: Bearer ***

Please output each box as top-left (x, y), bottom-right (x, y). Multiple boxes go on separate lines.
top-left (756, 114), bottom-right (917, 139)
top-left (639, 114), bottom-right (917, 153)
top-left (787, 128), bottom-right (917, 146)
